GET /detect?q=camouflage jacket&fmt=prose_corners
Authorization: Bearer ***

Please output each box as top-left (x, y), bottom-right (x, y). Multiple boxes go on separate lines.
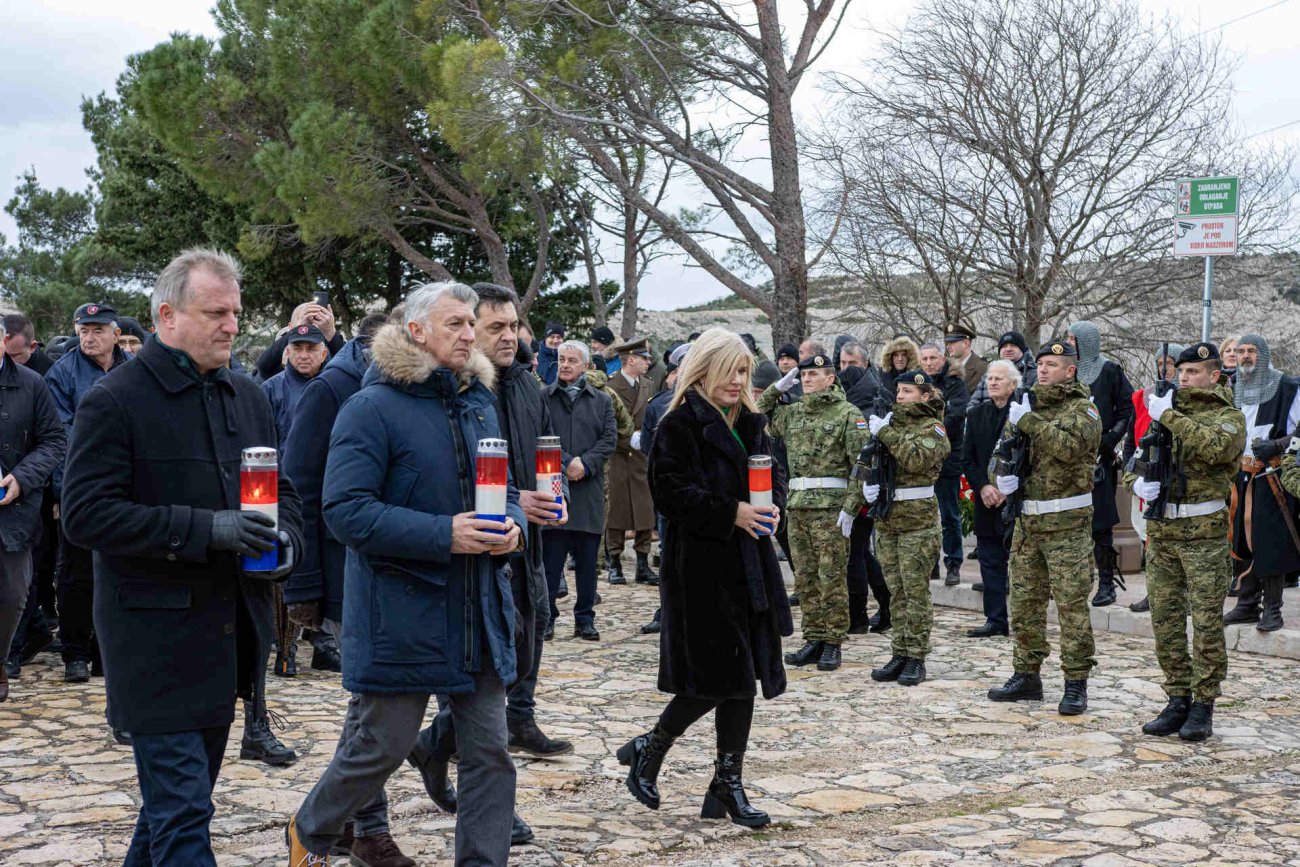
top-left (1017, 379), bottom-right (1102, 501)
top-left (759, 381), bottom-right (867, 511)
top-left (1153, 381), bottom-right (1245, 504)
top-left (587, 370), bottom-right (634, 438)
top-left (873, 394), bottom-right (951, 533)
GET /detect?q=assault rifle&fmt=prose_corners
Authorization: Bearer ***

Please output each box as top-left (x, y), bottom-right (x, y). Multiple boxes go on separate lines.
top-left (852, 391), bottom-right (897, 520)
top-left (1125, 342), bottom-right (1184, 520)
top-left (991, 388), bottom-right (1033, 523)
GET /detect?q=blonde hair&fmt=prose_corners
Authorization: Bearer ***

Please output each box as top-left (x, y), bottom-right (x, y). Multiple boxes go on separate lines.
top-left (669, 328), bottom-right (757, 425)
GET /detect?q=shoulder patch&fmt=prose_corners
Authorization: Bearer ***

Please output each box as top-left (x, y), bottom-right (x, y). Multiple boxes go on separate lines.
top-left (1221, 422), bottom-right (1239, 433)
top-left (1086, 406), bottom-right (1100, 420)
top-left (933, 424), bottom-right (947, 437)
top-left (922, 436), bottom-right (937, 448)
top-left (855, 418), bottom-right (867, 430)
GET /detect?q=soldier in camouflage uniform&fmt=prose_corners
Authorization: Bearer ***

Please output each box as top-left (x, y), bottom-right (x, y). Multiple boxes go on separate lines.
top-left (1127, 342), bottom-right (1244, 742)
top-left (758, 353), bottom-right (868, 672)
top-left (858, 370), bottom-right (950, 687)
top-left (987, 339), bottom-right (1102, 716)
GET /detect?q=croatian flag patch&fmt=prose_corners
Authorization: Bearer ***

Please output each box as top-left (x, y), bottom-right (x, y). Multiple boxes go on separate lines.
top-left (855, 418), bottom-right (867, 430)
top-left (934, 424), bottom-right (947, 437)
top-left (1086, 406), bottom-right (1100, 420)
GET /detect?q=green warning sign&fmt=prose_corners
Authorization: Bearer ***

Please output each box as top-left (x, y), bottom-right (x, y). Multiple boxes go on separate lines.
top-left (1177, 177), bottom-right (1238, 217)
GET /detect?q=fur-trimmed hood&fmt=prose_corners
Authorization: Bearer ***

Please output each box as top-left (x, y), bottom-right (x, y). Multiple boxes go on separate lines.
top-left (880, 336), bottom-right (921, 373)
top-left (366, 322), bottom-right (496, 393)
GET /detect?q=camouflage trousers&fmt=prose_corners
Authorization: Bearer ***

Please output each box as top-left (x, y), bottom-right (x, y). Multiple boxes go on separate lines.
top-left (789, 507), bottom-right (850, 644)
top-left (1148, 512), bottom-right (1231, 702)
top-left (877, 523), bottom-right (939, 659)
top-left (1010, 511), bottom-right (1097, 679)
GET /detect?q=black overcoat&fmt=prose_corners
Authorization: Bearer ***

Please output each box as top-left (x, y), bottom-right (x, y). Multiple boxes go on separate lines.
top-left (649, 391), bottom-right (792, 701)
top-left (543, 378), bottom-right (617, 536)
top-left (62, 336), bottom-right (303, 735)
top-left (1087, 360), bottom-right (1135, 530)
top-left (962, 398), bottom-right (1010, 538)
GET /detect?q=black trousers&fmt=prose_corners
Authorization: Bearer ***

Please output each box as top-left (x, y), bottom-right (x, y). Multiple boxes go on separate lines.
top-left (35, 490), bottom-right (58, 617)
top-left (975, 533), bottom-right (1010, 630)
top-left (57, 524), bottom-right (96, 664)
top-left (847, 514), bottom-right (889, 611)
top-left (657, 695), bottom-right (754, 754)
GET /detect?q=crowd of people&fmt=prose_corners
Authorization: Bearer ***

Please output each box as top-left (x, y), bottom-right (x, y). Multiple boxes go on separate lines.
top-left (0, 246), bottom-right (1294, 866)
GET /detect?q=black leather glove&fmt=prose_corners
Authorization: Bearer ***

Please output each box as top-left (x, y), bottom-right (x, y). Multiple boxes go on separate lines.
top-left (1252, 437), bottom-right (1287, 462)
top-left (243, 531), bottom-right (296, 581)
top-left (210, 510), bottom-right (278, 558)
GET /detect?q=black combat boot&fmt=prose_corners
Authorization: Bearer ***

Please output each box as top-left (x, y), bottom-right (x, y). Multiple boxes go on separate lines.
top-left (1257, 575), bottom-right (1285, 632)
top-left (240, 694), bottom-right (298, 766)
top-left (1224, 571), bottom-right (1261, 624)
top-left (1091, 545), bottom-right (1119, 606)
top-left (816, 642), bottom-right (842, 671)
top-left (406, 736), bottom-right (458, 813)
top-left (897, 657), bottom-right (926, 686)
top-left (616, 724), bottom-right (676, 810)
top-left (988, 672), bottom-right (1043, 702)
top-left (870, 654), bottom-right (907, 682)
top-left (640, 608), bottom-right (662, 634)
top-left (700, 751), bottom-right (769, 828)
top-left (309, 630), bottom-right (342, 672)
top-left (848, 594), bottom-right (871, 634)
top-left (1058, 679), bottom-right (1089, 716)
top-left (635, 552), bottom-right (659, 585)
top-left (1178, 700), bottom-right (1215, 741)
top-left (784, 640), bottom-right (823, 667)
top-left (607, 551), bottom-right (626, 585)
top-left (508, 717), bottom-right (574, 758)
top-left (1142, 695), bottom-right (1191, 736)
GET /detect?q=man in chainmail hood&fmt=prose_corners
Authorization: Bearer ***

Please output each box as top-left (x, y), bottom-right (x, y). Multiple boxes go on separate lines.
top-left (1223, 333), bottom-right (1300, 632)
top-left (1067, 321), bottom-right (1135, 607)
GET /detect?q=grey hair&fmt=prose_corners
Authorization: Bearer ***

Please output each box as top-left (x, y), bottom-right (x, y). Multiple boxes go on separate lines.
top-left (840, 340), bottom-right (866, 358)
top-left (151, 248), bottom-right (242, 321)
top-left (402, 281), bottom-right (478, 327)
top-left (919, 341), bottom-right (944, 354)
top-left (986, 358), bottom-right (1023, 388)
top-left (800, 339), bottom-right (828, 357)
top-left (557, 340), bottom-right (590, 364)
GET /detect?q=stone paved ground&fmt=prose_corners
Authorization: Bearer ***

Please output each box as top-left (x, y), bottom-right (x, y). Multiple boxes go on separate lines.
top-left (3, 580), bottom-right (1300, 866)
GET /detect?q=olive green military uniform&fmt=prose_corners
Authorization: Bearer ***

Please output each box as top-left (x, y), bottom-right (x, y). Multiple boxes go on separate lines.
top-left (760, 381), bottom-right (868, 644)
top-left (863, 394), bottom-right (950, 660)
top-left (589, 369), bottom-right (634, 546)
top-left (1006, 379), bottom-right (1103, 678)
top-left (1127, 381), bottom-right (1244, 703)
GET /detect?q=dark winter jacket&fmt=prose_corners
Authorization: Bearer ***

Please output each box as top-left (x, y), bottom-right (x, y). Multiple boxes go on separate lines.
top-left (282, 337), bottom-right (370, 623)
top-left (537, 343), bottom-right (559, 385)
top-left (261, 365), bottom-right (314, 455)
top-left (543, 377), bottom-right (617, 535)
top-left (932, 361), bottom-right (970, 478)
top-left (20, 348), bottom-right (54, 376)
top-left (1085, 360), bottom-right (1134, 530)
top-left (256, 328), bottom-right (345, 381)
top-left (0, 358), bottom-right (66, 551)
top-left (323, 325), bottom-right (522, 695)
top-left (962, 397), bottom-right (1011, 538)
top-left (649, 390), bottom-right (792, 700)
top-left (845, 364), bottom-right (889, 417)
top-left (640, 387), bottom-right (675, 458)
top-left (62, 336), bottom-right (304, 735)
top-left (45, 344), bottom-right (130, 497)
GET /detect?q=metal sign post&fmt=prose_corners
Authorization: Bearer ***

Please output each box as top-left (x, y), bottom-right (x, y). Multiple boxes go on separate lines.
top-left (1174, 176), bottom-right (1239, 342)
top-left (1202, 256), bottom-right (1214, 343)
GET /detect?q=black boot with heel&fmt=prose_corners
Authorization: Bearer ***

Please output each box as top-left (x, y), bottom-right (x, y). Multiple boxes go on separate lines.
top-left (700, 751), bottom-right (769, 828)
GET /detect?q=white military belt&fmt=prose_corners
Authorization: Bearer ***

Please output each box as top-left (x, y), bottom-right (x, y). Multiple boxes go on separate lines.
top-left (1021, 493), bottom-right (1092, 516)
top-left (894, 485), bottom-right (936, 501)
top-left (1162, 499), bottom-right (1226, 520)
top-left (789, 477), bottom-right (849, 491)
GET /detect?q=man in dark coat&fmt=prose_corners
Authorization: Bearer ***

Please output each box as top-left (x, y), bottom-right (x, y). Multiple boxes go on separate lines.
top-left (543, 341), bottom-right (618, 638)
top-left (260, 322), bottom-right (330, 451)
top-left (0, 317), bottom-right (67, 702)
top-left (919, 342), bottom-right (970, 584)
top-left (1067, 321), bottom-right (1135, 606)
top-left (46, 301), bottom-right (130, 682)
top-left (289, 283), bottom-right (524, 867)
top-left (254, 299), bottom-right (345, 381)
top-left (62, 250), bottom-right (303, 866)
top-left (969, 331), bottom-right (1038, 406)
top-left (607, 337), bottom-right (658, 584)
top-left (537, 321), bottom-right (564, 385)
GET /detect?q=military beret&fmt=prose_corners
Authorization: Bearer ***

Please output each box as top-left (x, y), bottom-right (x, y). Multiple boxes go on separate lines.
top-left (1035, 338), bottom-right (1077, 360)
top-left (74, 302), bottom-right (118, 326)
top-left (612, 335), bottom-right (653, 358)
top-left (287, 323), bottom-right (327, 345)
top-left (944, 327), bottom-right (975, 343)
top-left (1176, 342), bottom-right (1219, 366)
top-left (897, 369), bottom-right (933, 386)
top-left (797, 353), bottom-right (834, 371)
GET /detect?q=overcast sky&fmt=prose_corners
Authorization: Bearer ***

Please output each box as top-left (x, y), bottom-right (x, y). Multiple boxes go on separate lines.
top-left (2, 0), bottom-right (1297, 310)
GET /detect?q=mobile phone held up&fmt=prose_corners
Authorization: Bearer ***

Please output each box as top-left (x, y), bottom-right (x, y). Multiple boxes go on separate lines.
top-left (313, 291), bottom-right (331, 308)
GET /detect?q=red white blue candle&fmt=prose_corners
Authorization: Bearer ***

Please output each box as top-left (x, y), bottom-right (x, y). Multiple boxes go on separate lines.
top-left (475, 438), bottom-right (509, 532)
top-left (240, 446), bottom-right (279, 570)
top-left (748, 455), bottom-right (774, 536)
top-left (535, 435), bottom-right (564, 517)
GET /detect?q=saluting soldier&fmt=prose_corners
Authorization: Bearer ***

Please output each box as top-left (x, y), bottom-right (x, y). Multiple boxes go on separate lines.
top-left (758, 353), bottom-right (868, 672)
top-left (1129, 342), bottom-right (1245, 742)
top-left (860, 370), bottom-right (950, 687)
top-left (988, 339), bottom-right (1102, 715)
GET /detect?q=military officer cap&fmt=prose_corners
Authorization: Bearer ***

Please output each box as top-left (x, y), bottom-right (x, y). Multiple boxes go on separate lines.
top-left (944, 327), bottom-right (975, 343)
top-left (797, 353), bottom-right (834, 371)
top-left (897, 369), bottom-right (934, 387)
top-left (74, 302), bottom-right (118, 326)
top-left (612, 335), bottom-right (653, 359)
top-left (287, 323), bottom-right (327, 345)
top-left (1176, 342), bottom-right (1219, 366)
top-left (1035, 338), bottom-right (1077, 361)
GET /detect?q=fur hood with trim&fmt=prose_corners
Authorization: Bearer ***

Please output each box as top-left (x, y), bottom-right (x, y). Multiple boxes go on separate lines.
top-left (367, 322), bottom-right (496, 393)
top-left (880, 336), bottom-right (921, 373)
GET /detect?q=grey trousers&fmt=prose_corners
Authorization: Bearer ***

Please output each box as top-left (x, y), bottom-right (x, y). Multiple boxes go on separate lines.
top-left (295, 672), bottom-right (515, 866)
top-left (0, 548), bottom-right (33, 661)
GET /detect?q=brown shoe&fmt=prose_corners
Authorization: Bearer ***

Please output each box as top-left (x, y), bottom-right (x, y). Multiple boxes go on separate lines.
top-left (285, 816), bottom-right (330, 865)
top-left (351, 833), bottom-right (415, 867)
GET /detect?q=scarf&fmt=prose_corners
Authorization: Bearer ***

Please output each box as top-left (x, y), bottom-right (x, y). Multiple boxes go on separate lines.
top-left (1234, 332), bottom-right (1283, 407)
top-left (562, 374), bottom-right (587, 404)
top-left (1067, 321), bottom-right (1105, 386)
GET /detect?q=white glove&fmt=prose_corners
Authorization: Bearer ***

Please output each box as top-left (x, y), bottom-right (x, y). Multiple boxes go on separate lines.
top-left (775, 366), bottom-right (800, 393)
top-left (868, 412), bottom-right (892, 436)
top-left (1133, 477), bottom-right (1161, 502)
top-left (1147, 389), bottom-right (1174, 423)
top-left (996, 475), bottom-right (1020, 496)
top-left (1007, 394), bottom-right (1032, 427)
top-left (836, 510), bottom-right (854, 538)
top-left (863, 482), bottom-right (881, 504)
top-left (630, 430), bottom-right (642, 450)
